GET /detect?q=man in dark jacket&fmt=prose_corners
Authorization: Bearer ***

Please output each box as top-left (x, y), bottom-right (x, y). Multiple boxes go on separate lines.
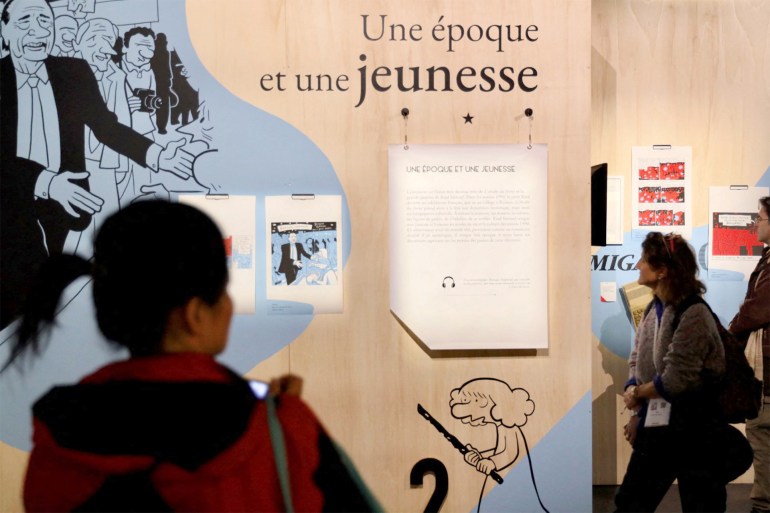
top-left (279, 232), bottom-right (312, 285)
top-left (730, 196), bottom-right (770, 513)
top-left (0, 0), bottom-right (193, 329)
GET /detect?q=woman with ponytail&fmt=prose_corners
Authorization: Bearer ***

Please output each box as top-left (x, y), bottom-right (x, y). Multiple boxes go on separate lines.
top-left (7, 201), bottom-right (380, 513)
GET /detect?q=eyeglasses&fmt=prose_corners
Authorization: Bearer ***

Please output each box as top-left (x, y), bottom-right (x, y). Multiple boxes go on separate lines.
top-left (754, 217), bottom-right (769, 225)
top-left (653, 232), bottom-right (679, 259)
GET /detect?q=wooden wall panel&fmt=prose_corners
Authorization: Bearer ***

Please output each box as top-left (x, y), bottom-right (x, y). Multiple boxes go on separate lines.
top-left (187, 1), bottom-right (591, 511)
top-left (0, 1), bottom-right (591, 512)
top-left (592, 0), bottom-right (770, 485)
top-left (7, 0), bottom-right (765, 502)
top-left (0, 443), bottom-right (25, 513)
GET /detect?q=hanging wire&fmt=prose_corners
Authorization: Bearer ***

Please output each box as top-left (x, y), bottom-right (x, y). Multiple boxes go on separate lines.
top-left (401, 108), bottom-right (410, 150)
top-left (526, 108), bottom-right (533, 150)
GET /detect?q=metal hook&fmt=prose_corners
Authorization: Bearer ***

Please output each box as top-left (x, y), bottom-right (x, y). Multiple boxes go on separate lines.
top-left (526, 108), bottom-right (533, 149)
top-left (402, 108), bottom-right (410, 150)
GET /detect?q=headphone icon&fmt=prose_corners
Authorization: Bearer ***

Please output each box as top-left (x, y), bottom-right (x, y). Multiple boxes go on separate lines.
top-left (442, 276), bottom-right (455, 288)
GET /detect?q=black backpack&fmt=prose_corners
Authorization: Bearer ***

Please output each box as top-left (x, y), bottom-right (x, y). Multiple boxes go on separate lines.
top-left (671, 295), bottom-right (762, 424)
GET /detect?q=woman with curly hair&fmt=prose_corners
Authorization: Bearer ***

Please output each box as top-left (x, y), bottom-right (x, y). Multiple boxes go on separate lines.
top-left (615, 232), bottom-right (728, 512)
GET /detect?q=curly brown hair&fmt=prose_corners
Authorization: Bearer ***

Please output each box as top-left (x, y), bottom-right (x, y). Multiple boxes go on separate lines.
top-left (641, 231), bottom-right (706, 305)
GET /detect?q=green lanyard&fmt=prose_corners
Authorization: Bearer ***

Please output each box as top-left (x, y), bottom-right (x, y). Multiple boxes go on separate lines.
top-left (266, 396), bottom-right (294, 513)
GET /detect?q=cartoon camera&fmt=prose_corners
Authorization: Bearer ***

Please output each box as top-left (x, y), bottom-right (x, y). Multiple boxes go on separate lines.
top-left (133, 88), bottom-right (163, 113)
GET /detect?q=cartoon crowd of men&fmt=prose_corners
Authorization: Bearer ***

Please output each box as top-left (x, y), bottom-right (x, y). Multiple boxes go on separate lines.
top-left (0, 0), bottom-right (198, 329)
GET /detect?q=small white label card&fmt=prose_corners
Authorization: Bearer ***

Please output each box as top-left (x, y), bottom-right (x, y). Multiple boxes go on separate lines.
top-left (644, 398), bottom-right (671, 427)
top-left (600, 281), bottom-right (617, 302)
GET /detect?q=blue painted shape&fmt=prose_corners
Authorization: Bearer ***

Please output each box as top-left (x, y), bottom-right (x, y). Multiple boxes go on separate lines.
top-left (590, 231), bottom-right (647, 359)
top-left (0, 0), bottom-right (349, 450)
top-left (592, 188), bottom-right (769, 358)
top-left (758, 166), bottom-right (770, 187)
top-left (470, 392), bottom-right (592, 513)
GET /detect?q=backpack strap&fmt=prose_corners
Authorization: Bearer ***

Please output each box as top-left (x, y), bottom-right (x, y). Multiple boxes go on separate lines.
top-left (672, 295), bottom-right (709, 330)
top-left (642, 299), bottom-right (655, 321)
top-left (266, 396), bottom-right (295, 513)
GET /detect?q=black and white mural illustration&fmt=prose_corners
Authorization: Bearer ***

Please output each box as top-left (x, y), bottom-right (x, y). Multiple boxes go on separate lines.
top-left (0, 0), bottom-right (209, 331)
top-left (0, 0), bottom-right (350, 450)
top-left (417, 378), bottom-right (550, 513)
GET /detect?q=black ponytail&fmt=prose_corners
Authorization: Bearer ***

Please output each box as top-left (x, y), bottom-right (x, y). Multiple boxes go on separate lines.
top-left (3, 200), bottom-right (228, 369)
top-left (2, 254), bottom-right (91, 371)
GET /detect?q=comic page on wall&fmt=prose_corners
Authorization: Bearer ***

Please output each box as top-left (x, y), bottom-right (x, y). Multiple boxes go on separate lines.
top-left (179, 195), bottom-right (256, 313)
top-left (708, 186), bottom-right (769, 281)
top-left (631, 146), bottom-right (693, 240)
top-left (265, 196), bottom-right (343, 315)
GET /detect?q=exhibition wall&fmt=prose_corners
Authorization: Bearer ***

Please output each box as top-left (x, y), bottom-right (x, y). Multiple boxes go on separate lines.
top-left (0, 1), bottom-right (591, 512)
top-left (2, 0), bottom-right (768, 509)
top-left (591, 0), bottom-right (770, 485)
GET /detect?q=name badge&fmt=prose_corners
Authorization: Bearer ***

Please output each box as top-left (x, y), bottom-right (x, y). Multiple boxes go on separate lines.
top-left (644, 398), bottom-right (671, 427)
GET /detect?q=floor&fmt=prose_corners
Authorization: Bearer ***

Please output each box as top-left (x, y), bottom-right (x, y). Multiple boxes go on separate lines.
top-left (593, 484), bottom-right (753, 512)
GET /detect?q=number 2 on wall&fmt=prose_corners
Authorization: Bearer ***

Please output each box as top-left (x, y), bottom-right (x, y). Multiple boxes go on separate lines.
top-left (410, 458), bottom-right (449, 513)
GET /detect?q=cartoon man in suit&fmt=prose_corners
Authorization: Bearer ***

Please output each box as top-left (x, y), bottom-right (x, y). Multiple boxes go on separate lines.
top-left (278, 232), bottom-right (312, 285)
top-left (0, 0), bottom-right (193, 329)
top-left (63, 17), bottom-right (129, 255)
top-left (120, 27), bottom-right (158, 138)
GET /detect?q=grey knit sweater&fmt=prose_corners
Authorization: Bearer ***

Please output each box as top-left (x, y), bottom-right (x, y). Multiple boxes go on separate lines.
top-left (629, 300), bottom-right (725, 398)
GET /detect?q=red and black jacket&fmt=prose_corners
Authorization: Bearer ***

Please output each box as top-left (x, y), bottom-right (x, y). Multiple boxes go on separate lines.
top-left (24, 353), bottom-right (377, 512)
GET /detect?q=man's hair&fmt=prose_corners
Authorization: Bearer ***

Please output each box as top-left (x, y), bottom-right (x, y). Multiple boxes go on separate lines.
top-left (0, 0), bottom-right (7, 52)
top-left (760, 196), bottom-right (770, 214)
top-left (123, 26), bottom-right (155, 47)
top-left (1, 0), bottom-right (16, 25)
top-left (2, 0), bottom-right (53, 52)
top-left (2, 0), bottom-right (51, 25)
top-left (74, 18), bottom-right (117, 47)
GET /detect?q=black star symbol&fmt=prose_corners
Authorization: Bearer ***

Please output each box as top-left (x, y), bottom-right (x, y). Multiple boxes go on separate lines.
top-left (463, 113), bottom-right (474, 124)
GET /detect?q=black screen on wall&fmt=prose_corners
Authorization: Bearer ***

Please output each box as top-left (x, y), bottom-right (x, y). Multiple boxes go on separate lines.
top-left (591, 163), bottom-right (608, 247)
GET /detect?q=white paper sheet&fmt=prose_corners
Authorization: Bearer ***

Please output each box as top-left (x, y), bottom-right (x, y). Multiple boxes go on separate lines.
top-left (265, 195), bottom-right (343, 314)
top-left (389, 144), bottom-right (549, 350)
top-left (179, 195), bottom-right (256, 314)
top-left (631, 146), bottom-right (693, 240)
top-left (708, 186), bottom-right (769, 280)
top-left (600, 282), bottom-right (617, 303)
